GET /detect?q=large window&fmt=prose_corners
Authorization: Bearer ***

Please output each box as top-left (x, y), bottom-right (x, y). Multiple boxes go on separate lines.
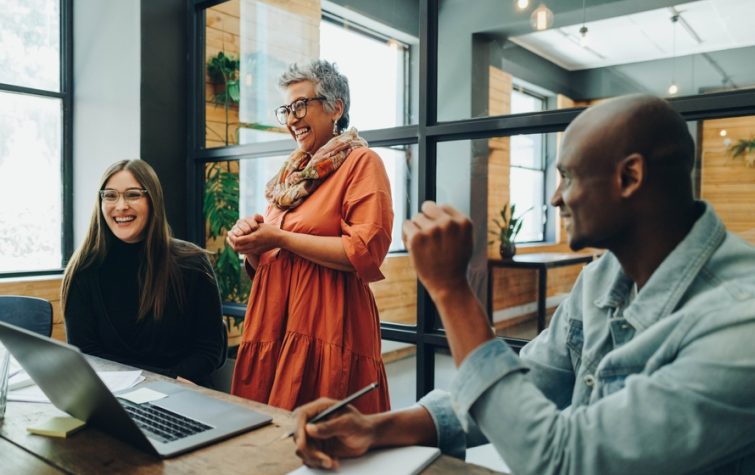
top-left (320, 15), bottom-right (408, 130)
top-left (509, 88), bottom-right (547, 242)
top-left (0, 0), bottom-right (70, 275)
top-left (320, 17), bottom-right (411, 251)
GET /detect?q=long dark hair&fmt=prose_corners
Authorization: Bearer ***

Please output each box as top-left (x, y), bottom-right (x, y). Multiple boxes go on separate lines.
top-left (61, 159), bottom-right (205, 321)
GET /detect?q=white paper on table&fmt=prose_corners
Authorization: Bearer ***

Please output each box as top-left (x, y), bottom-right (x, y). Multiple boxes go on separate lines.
top-left (288, 446), bottom-right (441, 475)
top-left (8, 371), bottom-right (144, 403)
top-left (466, 443), bottom-right (512, 473)
top-left (8, 370), bottom-right (35, 390)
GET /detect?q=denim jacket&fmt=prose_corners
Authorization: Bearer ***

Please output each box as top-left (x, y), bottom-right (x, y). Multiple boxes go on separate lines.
top-left (419, 202), bottom-right (755, 475)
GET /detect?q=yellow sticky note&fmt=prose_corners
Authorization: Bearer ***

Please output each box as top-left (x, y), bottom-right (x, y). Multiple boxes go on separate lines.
top-left (27, 417), bottom-right (86, 438)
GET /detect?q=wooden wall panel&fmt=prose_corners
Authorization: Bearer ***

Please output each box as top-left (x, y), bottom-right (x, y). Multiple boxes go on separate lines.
top-left (701, 116), bottom-right (755, 240)
top-left (371, 255), bottom-right (417, 326)
top-left (490, 264), bottom-right (585, 310)
top-left (487, 66), bottom-right (513, 259)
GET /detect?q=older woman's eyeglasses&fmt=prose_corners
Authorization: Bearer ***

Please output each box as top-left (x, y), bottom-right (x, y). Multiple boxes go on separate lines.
top-left (274, 96), bottom-right (326, 125)
top-left (100, 189), bottom-right (149, 203)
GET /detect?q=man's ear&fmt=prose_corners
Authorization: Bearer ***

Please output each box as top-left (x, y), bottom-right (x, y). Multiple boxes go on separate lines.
top-left (618, 153), bottom-right (644, 198)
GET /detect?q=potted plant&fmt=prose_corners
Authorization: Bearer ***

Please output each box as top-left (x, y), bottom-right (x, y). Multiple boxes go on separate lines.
top-left (490, 202), bottom-right (529, 259)
top-left (729, 137), bottom-right (755, 167)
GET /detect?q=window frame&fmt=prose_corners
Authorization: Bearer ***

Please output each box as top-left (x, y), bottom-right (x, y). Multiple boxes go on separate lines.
top-left (509, 87), bottom-right (548, 244)
top-left (0, 0), bottom-right (73, 278)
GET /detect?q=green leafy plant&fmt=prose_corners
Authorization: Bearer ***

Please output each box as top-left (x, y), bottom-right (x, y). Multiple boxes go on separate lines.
top-left (204, 162), bottom-right (250, 308)
top-left (728, 137), bottom-right (755, 167)
top-left (489, 202), bottom-right (530, 246)
top-left (207, 51), bottom-right (240, 145)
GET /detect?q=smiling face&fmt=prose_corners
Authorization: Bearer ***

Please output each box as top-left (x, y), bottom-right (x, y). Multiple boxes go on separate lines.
top-left (101, 170), bottom-right (150, 243)
top-left (550, 113), bottom-right (624, 251)
top-left (283, 80), bottom-right (342, 155)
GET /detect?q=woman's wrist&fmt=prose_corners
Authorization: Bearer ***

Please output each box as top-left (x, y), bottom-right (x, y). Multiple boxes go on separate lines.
top-left (275, 227), bottom-right (289, 250)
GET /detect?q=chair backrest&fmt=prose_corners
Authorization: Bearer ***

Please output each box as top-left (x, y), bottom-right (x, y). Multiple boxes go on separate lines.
top-left (208, 318), bottom-right (232, 393)
top-left (0, 295), bottom-right (53, 337)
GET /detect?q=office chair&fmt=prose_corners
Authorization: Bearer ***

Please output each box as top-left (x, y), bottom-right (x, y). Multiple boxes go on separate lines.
top-left (0, 295), bottom-right (53, 337)
top-left (208, 318), bottom-right (234, 393)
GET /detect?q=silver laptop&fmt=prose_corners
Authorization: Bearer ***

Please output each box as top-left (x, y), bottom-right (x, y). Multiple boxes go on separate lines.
top-left (0, 321), bottom-right (272, 458)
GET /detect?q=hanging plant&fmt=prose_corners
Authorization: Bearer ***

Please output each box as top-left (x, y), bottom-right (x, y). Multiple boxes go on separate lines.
top-left (207, 51), bottom-right (240, 145)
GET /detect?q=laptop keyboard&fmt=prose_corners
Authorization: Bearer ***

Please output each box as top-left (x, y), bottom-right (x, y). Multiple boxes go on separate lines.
top-left (118, 398), bottom-right (212, 443)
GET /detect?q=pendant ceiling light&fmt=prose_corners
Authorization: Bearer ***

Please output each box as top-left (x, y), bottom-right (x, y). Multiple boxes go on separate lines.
top-left (515, 0), bottom-right (530, 11)
top-left (530, 4), bottom-right (554, 31)
top-left (579, 0), bottom-right (588, 47)
top-left (668, 13), bottom-right (679, 95)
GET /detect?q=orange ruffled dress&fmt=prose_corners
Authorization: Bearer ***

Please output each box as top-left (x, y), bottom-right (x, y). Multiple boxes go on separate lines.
top-left (231, 148), bottom-right (393, 413)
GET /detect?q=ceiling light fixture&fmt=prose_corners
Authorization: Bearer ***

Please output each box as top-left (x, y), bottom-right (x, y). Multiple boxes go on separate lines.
top-left (579, 0), bottom-right (588, 47)
top-left (668, 13), bottom-right (679, 96)
top-left (515, 0), bottom-right (530, 11)
top-left (531, 4), bottom-right (554, 31)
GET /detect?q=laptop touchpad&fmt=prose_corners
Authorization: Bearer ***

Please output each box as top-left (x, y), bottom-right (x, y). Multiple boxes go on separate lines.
top-left (151, 390), bottom-right (241, 425)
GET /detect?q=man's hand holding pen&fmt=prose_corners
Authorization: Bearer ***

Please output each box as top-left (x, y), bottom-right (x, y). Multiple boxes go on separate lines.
top-left (290, 383), bottom-right (379, 470)
top-left (292, 397), bottom-right (378, 470)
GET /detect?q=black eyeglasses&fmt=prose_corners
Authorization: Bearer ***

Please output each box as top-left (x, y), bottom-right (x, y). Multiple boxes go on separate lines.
top-left (100, 188), bottom-right (149, 203)
top-left (274, 96), bottom-right (326, 125)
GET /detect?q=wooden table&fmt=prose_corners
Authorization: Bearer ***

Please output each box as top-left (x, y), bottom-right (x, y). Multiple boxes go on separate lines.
top-left (488, 252), bottom-right (598, 334)
top-left (0, 357), bottom-right (500, 474)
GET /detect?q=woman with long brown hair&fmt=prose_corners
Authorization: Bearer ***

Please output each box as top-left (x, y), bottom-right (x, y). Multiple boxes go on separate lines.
top-left (62, 159), bottom-right (226, 387)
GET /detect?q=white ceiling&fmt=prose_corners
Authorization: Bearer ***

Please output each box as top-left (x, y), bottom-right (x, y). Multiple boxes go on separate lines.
top-left (510, 0), bottom-right (755, 71)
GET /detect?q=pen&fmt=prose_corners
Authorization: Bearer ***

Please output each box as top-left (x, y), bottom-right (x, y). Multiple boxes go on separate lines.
top-left (282, 382), bottom-right (379, 439)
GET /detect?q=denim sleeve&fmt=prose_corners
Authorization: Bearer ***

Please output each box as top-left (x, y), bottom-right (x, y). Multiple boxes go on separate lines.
top-left (417, 389), bottom-right (488, 459)
top-left (415, 301), bottom-right (575, 461)
top-left (450, 339), bottom-right (529, 431)
top-left (448, 303), bottom-right (755, 475)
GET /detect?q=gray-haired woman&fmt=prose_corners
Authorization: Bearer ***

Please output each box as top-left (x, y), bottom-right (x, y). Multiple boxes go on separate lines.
top-left (227, 59), bottom-right (393, 413)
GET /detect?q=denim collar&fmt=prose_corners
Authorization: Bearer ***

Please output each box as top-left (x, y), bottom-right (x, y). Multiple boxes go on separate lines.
top-left (594, 202), bottom-right (726, 332)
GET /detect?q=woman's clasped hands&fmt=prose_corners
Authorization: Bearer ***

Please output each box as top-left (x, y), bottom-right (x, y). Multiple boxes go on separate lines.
top-left (226, 214), bottom-right (280, 257)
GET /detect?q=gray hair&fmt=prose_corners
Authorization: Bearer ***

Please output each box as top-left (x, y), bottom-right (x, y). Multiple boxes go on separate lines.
top-left (278, 59), bottom-right (350, 133)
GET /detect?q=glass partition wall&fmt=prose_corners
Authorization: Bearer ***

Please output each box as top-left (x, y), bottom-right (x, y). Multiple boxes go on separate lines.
top-left (188, 0), bottom-right (755, 399)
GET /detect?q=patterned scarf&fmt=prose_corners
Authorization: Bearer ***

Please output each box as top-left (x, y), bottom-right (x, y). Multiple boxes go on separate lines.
top-left (265, 128), bottom-right (368, 210)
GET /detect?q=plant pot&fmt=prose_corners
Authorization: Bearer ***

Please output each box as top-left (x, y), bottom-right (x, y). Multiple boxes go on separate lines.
top-left (500, 241), bottom-right (516, 259)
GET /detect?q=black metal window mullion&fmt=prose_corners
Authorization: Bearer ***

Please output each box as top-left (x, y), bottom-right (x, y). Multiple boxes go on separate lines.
top-left (413, 0), bottom-right (439, 400)
top-left (187, 2), bottom-right (207, 245)
top-left (0, 83), bottom-right (65, 99)
top-left (61, 0), bottom-right (74, 264)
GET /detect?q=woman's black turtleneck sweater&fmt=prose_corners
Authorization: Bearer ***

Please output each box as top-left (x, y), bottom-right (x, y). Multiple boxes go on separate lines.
top-left (64, 238), bottom-right (226, 387)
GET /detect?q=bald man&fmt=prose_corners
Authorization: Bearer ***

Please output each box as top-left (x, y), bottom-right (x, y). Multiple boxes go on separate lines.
top-left (292, 95), bottom-right (755, 475)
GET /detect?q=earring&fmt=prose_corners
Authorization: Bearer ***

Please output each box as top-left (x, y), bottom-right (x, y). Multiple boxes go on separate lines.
top-left (332, 120), bottom-right (340, 136)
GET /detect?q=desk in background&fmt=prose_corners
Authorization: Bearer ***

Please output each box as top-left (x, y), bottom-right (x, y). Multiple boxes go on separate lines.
top-left (488, 252), bottom-right (599, 334)
top-left (0, 356), bottom-right (499, 474)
